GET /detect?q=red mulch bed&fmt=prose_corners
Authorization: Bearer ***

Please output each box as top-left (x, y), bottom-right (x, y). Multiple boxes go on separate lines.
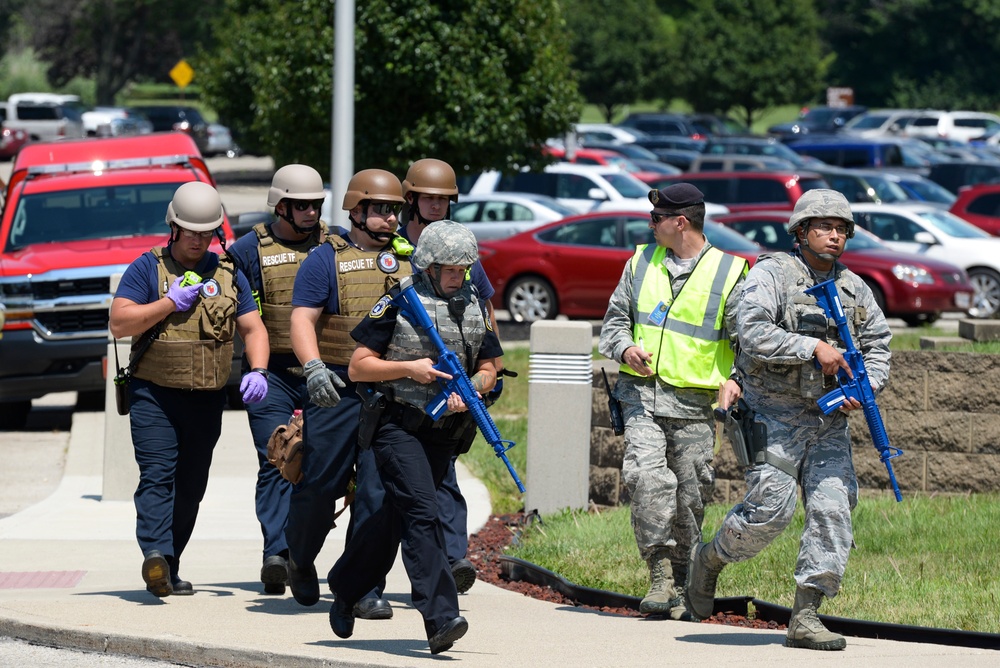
top-left (466, 512), bottom-right (784, 630)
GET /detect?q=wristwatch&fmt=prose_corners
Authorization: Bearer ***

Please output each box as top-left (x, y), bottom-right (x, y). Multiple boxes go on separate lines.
top-left (251, 368), bottom-right (269, 379)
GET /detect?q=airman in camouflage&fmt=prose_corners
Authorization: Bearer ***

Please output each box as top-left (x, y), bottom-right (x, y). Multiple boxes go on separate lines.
top-left (599, 183), bottom-right (748, 620)
top-left (685, 189), bottom-right (892, 651)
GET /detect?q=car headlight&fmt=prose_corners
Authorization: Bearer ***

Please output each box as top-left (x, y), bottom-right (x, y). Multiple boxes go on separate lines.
top-left (892, 264), bottom-right (934, 285)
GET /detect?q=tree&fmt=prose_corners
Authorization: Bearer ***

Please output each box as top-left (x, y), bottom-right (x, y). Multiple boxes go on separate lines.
top-left (26, 0), bottom-right (222, 104)
top-left (197, 0), bottom-right (582, 178)
top-left (819, 0), bottom-right (1000, 110)
top-left (675, 0), bottom-right (824, 127)
top-left (563, 0), bottom-right (671, 122)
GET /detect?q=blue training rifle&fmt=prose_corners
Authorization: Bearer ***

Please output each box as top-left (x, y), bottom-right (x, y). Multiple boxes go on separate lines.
top-left (392, 277), bottom-right (526, 493)
top-left (805, 278), bottom-right (902, 501)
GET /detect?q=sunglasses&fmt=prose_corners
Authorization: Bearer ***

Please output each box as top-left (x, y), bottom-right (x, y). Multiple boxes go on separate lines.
top-left (178, 227), bottom-right (215, 239)
top-left (291, 199), bottom-right (324, 212)
top-left (650, 211), bottom-right (680, 225)
top-left (370, 202), bottom-right (403, 216)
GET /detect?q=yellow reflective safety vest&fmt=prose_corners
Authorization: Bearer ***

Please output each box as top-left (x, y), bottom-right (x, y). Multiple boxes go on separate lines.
top-left (620, 244), bottom-right (747, 389)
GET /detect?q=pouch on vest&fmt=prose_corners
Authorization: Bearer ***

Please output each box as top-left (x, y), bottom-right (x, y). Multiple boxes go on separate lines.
top-left (200, 295), bottom-right (236, 342)
top-left (267, 410), bottom-right (304, 484)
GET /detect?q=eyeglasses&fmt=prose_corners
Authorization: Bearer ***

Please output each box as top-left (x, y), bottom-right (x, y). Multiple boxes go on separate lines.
top-left (650, 211), bottom-right (680, 225)
top-left (291, 199), bottom-right (324, 212)
top-left (371, 202), bottom-right (402, 216)
top-left (811, 221), bottom-right (850, 236)
top-left (178, 228), bottom-right (215, 239)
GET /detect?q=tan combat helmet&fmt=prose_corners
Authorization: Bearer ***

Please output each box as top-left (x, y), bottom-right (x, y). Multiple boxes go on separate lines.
top-left (165, 182), bottom-right (224, 232)
top-left (267, 164), bottom-right (325, 208)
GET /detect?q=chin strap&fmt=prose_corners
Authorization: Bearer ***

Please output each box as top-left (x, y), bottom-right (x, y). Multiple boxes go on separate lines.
top-left (351, 204), bottom-right (393, 243)
top-left (277, 201), bottom-right (319, 235)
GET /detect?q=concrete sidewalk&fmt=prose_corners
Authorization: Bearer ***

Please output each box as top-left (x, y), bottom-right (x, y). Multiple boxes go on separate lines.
top-left (0, 411), bottom-right (995, 667)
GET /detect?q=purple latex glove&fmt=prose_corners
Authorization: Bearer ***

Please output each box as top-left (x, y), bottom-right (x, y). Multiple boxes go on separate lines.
top-left (166, 276), bottom-right (203, 312)
top-left (240, 371), bottom-right (268, 404)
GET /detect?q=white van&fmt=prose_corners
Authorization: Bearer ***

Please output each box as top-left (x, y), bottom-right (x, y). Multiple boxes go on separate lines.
top-left (6, 92), bottom-right (86, 142)
top-left (903, 110), bottom-right (1000, 143)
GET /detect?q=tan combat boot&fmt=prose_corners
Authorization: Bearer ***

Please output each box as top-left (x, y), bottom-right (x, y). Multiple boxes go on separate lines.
top-left (684, 540), bottom-right (726, 621)
top-left (785, 586), bottom-right (847, 651)
top-left (639, 549), bottom-right (677, 614)
top-left (667, 563), bottom-right (691, 621)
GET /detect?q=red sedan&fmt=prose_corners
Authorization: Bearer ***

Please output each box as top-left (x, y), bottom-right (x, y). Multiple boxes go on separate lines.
top-left (477, 211), bottom-right (761, 322)
top-left (712, 212), bottom-right (973, 326)
top-left (949, 182), bottom-right (1000, 236)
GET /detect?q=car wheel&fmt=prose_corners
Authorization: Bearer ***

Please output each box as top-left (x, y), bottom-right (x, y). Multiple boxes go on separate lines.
top-left (967, 268), bottom-right (1000, 319)
top-left (505, 275), bottom-right (558, 322)
top-left (0, 400), bottom-right (32, 431)
top-left (862, 279), bottom-right (886, 314)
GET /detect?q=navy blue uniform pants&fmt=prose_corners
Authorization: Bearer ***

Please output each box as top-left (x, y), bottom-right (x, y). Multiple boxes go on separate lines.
top-left (329, 421), bottom-right (460, 639)
top-left (130, 378), bottom-right (226, 571)
top-left (244, 367), bottom-right (304, 561)
top-left (285, 378), bottom-right (381, 571)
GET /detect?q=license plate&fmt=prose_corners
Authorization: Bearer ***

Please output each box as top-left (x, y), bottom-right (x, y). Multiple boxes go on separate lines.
top-left (955, 292), bottom-right (972, 309)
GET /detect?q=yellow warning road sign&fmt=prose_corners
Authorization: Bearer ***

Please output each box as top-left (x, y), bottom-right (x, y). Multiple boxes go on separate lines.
top-left (170, 59), bottom-right (194, 89)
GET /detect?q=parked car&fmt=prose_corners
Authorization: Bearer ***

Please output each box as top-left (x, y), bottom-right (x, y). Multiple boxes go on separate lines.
top-left (5, 92), bottom-right (86, 142)
top-left (478, 212), bottom-right (760, 321)
top-left (544, 146), bottom-right (663, 184)
top-left (809, 166), bottom-right (930, 205)
top-left (688, 153), bottom-right (797, 173)
top-left (573, 123), bottom-right (646, 144)
top-left (787, 137), bottom-right (939, 170)
top-left (885, 171), bottom-right (958, 205)
top-left (450, 193), bottom-right (577, 242)
top-left (0, 103), bottom-right (29, 160)
top-left (841, 109), bottom-right (920, 138)
top-left (206, 122), bottom-right (240, 157)
top-left (632, 135), bottom-right (706, 153)
top-left (0, 132), bottom-right (234, 429)
top-left (711, 211), bottom-right (973, 325)
top-left (130, 105), bottom-right (210, 154)
top-left (703, 136), bottom-right (826, 169)
top-left (649, 170), bottom-right (828, 212)
top-left (926, 161), bottom-right (1000, 194)
top-left (686, 113), bottom-right (748, 136)
top-left (767, 105), bottom-right (868, 140)
top-left (644, 148), bottom-right (703, 171)
top-left (851, 203), bottom-right (1000, 318)
top-left (466, 163), bottom-right (731, 216)
top-left (903, 110), bottom-right (1000, 143)
top-left (81, 106), bottom-right (153, 137)
top-left (949, 182), bottom-right (1000, 235)
top-left (618, 113), bottom-right (704, 138)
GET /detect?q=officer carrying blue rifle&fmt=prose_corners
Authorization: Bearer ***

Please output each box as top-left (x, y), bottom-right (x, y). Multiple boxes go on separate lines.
top-left (327, 220), bottom-right (504, 656)
top-left (688, 190), bottom-right (892, 652)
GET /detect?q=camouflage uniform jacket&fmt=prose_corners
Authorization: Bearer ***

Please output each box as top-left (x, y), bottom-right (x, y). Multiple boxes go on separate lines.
top-left (599, 239), bottom-right (743, 419)
top-left (735, 250), bottom-right (891, 427)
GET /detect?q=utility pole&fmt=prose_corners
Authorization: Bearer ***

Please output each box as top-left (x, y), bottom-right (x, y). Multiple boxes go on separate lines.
top-left (331, 0), bottom-right (355, 228)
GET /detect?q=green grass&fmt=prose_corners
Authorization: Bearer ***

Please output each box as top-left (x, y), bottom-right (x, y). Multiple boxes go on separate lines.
top-left (465, 343), bottom-right (1000, 632)
top-left (889, 326), bottom-right (1000, 352)
top-left (579, 101), bottom-right (803, 134)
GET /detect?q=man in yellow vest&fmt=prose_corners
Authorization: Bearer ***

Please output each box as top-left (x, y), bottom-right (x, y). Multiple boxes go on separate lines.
top-left (598, 182), bottom-right (747, 620)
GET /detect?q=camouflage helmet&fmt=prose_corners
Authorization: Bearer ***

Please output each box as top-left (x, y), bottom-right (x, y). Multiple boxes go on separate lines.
top-left (787, 189), bottom-right (855, 237)
top-left (402, 158), bottom-right (459, 201)
top-left (412, 220), bottom-right (478, 270)
top-left (342, 169), bottom-right (404, 210)
top-left (267, 164), bottom-right (325, 208)
top-left (165, 182), bottom-right (224, 232)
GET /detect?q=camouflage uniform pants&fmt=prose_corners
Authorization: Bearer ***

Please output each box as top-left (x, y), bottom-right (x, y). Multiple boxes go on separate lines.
top-left (621, 406), bottom-right (714, 567)
top-left (712, 411), bottom-right (858, 598)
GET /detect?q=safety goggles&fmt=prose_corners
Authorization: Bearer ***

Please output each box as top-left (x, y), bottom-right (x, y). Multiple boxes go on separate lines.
top-left (178, 228), bottom-right (215, 239)
top-left (370, 202), bottom-right (403, 216)
top-left (291, 199), bottom-right (324, 212)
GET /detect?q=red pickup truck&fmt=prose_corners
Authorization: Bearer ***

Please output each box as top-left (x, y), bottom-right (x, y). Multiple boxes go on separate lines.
top-left (0, 132), bottom-right (235, 429)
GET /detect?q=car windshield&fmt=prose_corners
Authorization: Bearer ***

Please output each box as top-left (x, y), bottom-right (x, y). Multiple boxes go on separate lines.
top-left (844, 228), bottom-right (886, 250)
top-left (845, 113), bottom-right (892, 130)
top-left (704, 221), bottom-right (762, 252)
top-left (917, 210), bottom-right (993, 239)
top-left (525, 197), bottom-right (577, 217)
top-left (861, 174), bottom-right (910, 203)
top-left (898, 178), bottom-right (956, 204)
top-left (6, 183), bottom-right (182, 251)
top-left (803, 108), bottom-right (840, 124)
top-left (602, 172), bottom-right (649, 198)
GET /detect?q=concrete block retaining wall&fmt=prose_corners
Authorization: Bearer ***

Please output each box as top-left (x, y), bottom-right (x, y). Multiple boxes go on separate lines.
top-left (589, 352), bottom-right (1000, 506)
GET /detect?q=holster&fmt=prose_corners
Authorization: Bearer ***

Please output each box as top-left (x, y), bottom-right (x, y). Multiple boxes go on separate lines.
top-left (717, 398), bottom-right (757, 468)
top-left (356, 383), bottom-right (388, 450)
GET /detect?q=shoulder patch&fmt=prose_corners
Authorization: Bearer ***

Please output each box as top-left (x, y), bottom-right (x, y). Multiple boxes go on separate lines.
top-left (369, 295), bottom-right (392, 318)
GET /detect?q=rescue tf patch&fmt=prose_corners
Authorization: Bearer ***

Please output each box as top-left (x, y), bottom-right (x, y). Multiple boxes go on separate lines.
top-left (369, 295), bottom-right (392, 318)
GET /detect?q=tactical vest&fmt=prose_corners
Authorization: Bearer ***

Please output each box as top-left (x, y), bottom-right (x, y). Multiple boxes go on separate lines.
top-left (316, 235), bottom-right (413, 365)
top-left (253, 221), bottom-right (325, 354)
top-left (736, 252), bottom-right (867, 399)
top-left (132, 247), bottom-right (239, 390)
top-left (620, 244), bottom-right (747, 389)
top-left (382, 273), bottom-right (487, 412)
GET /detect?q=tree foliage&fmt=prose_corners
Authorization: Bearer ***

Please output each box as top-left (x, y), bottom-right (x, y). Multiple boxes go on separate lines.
top-left (819, 0), bottom-right (1000, 110)
top-left (563, 0), bottom-right (672, 122)
top-left (26, 0), bottom-right (222, 104)
top-left (675, 0), bottom-right (824, 127)
top-left (197, 0), bottom-right (581, 179)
